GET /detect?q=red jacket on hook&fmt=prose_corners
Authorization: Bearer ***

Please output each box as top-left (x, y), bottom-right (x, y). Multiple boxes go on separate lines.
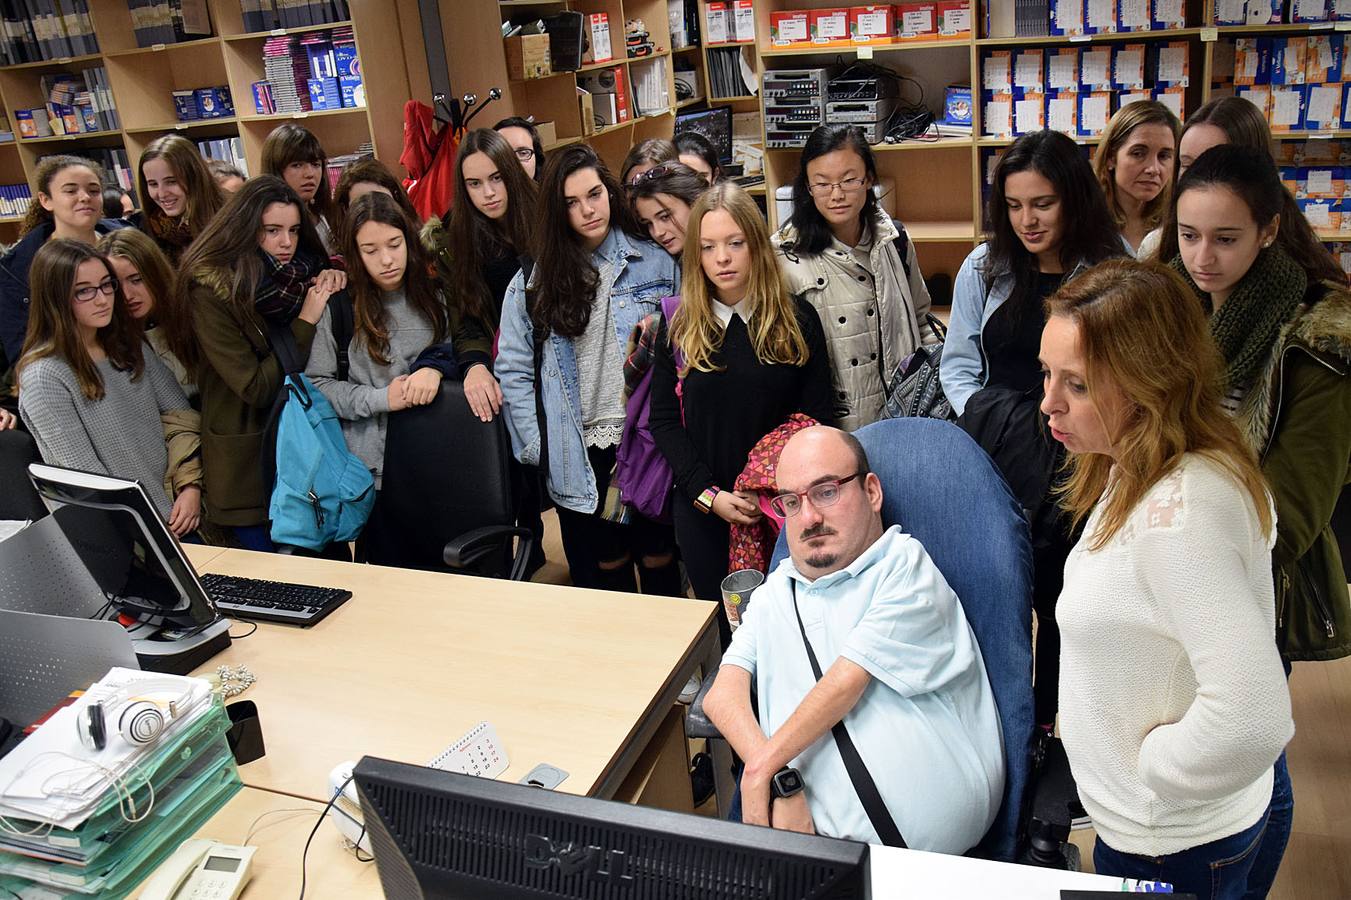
top-left (401, 99), bottom-right (459, 221)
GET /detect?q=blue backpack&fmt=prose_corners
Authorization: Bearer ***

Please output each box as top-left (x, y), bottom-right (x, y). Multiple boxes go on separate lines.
top-left (265, 317), bottom-right (375, 551)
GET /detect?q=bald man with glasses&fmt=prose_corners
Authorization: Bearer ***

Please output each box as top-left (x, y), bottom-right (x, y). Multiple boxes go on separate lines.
top-left (704, 426), bottom-right (1005, 854)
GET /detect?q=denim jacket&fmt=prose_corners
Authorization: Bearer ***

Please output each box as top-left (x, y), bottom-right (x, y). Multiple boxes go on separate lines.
top-left (497, 228), bottom-right (679, 513)
top-left (940, 241), bottom-right (1125, 416)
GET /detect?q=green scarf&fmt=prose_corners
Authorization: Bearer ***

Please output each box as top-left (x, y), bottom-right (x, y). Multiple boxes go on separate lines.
top-left (1170, 246), bottom-right (1305, 391)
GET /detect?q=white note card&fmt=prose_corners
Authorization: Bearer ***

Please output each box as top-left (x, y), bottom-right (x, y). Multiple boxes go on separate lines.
top-left (1308, 169), bottom-right (1335, 196)
top-left (1082, 49), bottom-right (1111, 85)
top-left (1306, 202), bottom-right (1333, 227)
top-left (1048, 96), bottom-right (1076, 132)
top-left (1217, 0), bottom-right (1247, 21)
top-left (1016, 97), bottom-right (1044, 132)
top-left (1154, 0), bottom-right (1185, 26)
top-left (1308, 85), bottom-right (1338, 125)
top-left (985, 98), bottom-right (1012, 136)
top-left (1049, 53), bottom-right (1078, 89)
top-left (984, 55), bottom-right (1012, 91)
top-left (1121, 0), bottom-right (1149, 27)
top-left (1272, 89), bottom-right (1303, 126)
top-left (1115, 49), bottom-right (1145, 86)
top-left (1087, 0), bottom-right (1116, 29)
top-left (1055, 0), bottom-right (1084, 32)
top-left (1159, 47), bottom-right (1188, 84)
top-left (1082, 95), bottom-right (1110, 132)
top-left (1015, 53), bottom-right (1044, 89)
top-left (429, 721), bottom-right (509, 778)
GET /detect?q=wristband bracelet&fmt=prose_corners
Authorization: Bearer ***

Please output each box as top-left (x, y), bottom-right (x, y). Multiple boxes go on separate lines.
top-left (695, 487), bottom-right (719, 514)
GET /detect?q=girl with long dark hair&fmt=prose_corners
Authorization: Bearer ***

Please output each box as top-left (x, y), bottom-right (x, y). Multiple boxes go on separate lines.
top-left (168, 176), bottom-right (345, 549)
top-left (133, 135), bottom-right (225, 264)
top-left (773, 123), bottom-right (938, 431)
top-left (497, 144), bottom-right (680, 595)
top-left (262, 123), bottom-right (338, 253)
top-left (1169, 145), bottom-right (1351, 895)
top-left (940, 129), bottom-right (1127, 728)
top-left (97, 228), bottom-right (191, 394)
top-left (628, 162), bottom-right (708, 262)
top-left (16, 239), bottom-right (200, 534)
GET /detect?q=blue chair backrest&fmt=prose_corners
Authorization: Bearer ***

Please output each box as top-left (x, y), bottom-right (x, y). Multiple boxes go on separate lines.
top-left (770, 418), bottom-right (1035, 861)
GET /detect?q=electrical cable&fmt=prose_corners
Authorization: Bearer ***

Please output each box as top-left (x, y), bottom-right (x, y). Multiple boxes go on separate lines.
top-left (298, 773), bottom-right (354, 899)
top-left (227, 620), bottom-right (259, 639)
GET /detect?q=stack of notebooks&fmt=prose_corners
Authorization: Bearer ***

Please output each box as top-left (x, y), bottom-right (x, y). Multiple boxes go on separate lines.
top-left (0, 0), bottom-right (99, 64)
top-left (197, 136), bottom-right (248, 176)
top-left (127, 0), bottom-right (212, 47)
top-left (262, 35), bottom-right (312, 113)
top-left (237, 0), bottom-right (352, 34)
top-left (0, 671), bottom-right (241, 899)
top-left (0, 182), bottom-right (33, 217)
top-left (14, 67), bottom-right (119, 140)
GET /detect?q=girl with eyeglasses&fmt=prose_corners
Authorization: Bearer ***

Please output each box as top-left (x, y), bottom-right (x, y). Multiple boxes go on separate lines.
top-left (497, 144), bottom-right (681, 595)
top-left (941, 129), bottom-right (1127, 729)
top-left (773, 124), bottom-right (939, 432)
top-left (132, 135), bottom-right (226, 264)
top-left (0, 155), bottom-right (127, 371)
top-left (494, 116), bottom-right (545, 183)
top-left (650, 182), bottom-right (833, 626)
top-left (16, 239), bottom-right (202, 535)
top-left (628, 162), bottom-right (709, 262)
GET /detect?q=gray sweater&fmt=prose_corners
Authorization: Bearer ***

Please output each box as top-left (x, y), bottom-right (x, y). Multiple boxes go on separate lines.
top-left (306, 288), bottom-right (439, 488)
top-left (18, 353), bottom-right (190, 516)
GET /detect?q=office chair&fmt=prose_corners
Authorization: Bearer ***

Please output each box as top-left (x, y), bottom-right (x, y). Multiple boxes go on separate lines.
top-left (687, 418), bottom-right (1079, 866)
top-left (370, 378), bottom-right (535, 580)
top-left (0, 429), bottom-right (47, 521)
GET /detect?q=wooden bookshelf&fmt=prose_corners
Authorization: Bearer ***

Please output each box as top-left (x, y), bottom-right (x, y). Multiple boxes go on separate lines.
top-left (0, 0), bottom-right (410, 241)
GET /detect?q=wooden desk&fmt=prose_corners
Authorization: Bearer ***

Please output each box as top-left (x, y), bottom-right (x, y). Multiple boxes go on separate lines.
top-left (137, 788), bottom-right (1121, 899)
top-left (185, 547), bottom-right (720, 804)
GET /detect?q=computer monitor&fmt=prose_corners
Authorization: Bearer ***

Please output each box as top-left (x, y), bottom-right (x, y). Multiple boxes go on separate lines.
top-left (674, 106), bottom-right (733, 165)
top-left (353, 756), bottom-right (871, 899)
top-left (27, 464), bottom-right (218, 629)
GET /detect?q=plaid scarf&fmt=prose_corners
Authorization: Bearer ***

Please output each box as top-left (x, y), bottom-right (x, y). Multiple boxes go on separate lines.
top-left (254, 249), bottom-right (324, 324)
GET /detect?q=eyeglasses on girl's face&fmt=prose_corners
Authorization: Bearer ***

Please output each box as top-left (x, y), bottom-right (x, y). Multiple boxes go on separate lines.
top-left (73, 279), bottom-right (116, 304)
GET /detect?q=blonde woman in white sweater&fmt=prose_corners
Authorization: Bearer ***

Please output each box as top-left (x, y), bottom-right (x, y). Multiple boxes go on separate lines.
top-left (1038, 258), bottom-right (1293, 899)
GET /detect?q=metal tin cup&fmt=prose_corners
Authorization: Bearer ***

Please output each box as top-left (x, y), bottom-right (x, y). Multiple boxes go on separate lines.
top-left (720, 569), bottom-right (765, 630)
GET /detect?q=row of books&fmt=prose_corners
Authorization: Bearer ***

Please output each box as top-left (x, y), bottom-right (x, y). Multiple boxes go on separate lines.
top-left (14, 67), bottom-right (118, 139)
top-left (256, 27), bottom-right (362, 114)
top-left (128, 0), bottom-right (212, 48)
top-left (77, 147), bottom-right (135, 192)
top-left (0, 182), bottom-right (31, 217)
top-left (197, 136), bottom-right (248, 175)
top-left (0, 0), bottom-right (98, 65)
top-left (238, 0), bottom-right (352, 34)
top-left (983, 86), bottom-right (1186, 139)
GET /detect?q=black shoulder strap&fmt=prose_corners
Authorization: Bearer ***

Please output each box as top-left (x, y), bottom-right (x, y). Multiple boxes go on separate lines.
top-left (329, 290), bottom-right (355, 382)
top-left (790, 580), bottom-right (908, 849)
top-left (892, 219), bottom-right (912, 282)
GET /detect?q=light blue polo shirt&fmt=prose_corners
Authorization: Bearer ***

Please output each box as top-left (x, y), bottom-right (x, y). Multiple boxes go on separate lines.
top-left (722, 525), bottom-right (1005, 853)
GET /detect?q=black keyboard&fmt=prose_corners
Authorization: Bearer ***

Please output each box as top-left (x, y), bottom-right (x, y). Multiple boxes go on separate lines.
top-left (201, 573), bottom-right (352, 627)
top-left (731, 174), bottom-right (765, 188)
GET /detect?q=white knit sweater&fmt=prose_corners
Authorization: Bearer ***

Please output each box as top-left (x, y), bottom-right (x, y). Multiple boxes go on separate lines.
top-left (1058, 453), bottom-right (1294, 857)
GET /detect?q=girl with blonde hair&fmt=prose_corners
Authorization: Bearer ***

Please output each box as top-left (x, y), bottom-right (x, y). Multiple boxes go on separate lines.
top-left (649, 182), bottom-right (833, 623)
top-left (1041, 258), bottom-right (1293, 899)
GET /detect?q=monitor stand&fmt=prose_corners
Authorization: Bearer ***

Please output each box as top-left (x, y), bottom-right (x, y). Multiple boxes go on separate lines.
top-left (123, 617), bottom-right (232, 676)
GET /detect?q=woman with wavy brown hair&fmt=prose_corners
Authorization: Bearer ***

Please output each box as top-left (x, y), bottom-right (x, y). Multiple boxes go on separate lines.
top-left (133, 134), bottom-right (225, 264)
top-left (16, 239), bottom-right (200, 533)
top-left (1042, 258), bottom-right (1293, 899)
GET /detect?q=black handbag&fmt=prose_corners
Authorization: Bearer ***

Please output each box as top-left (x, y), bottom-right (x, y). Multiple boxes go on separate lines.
top-left (790, 581), bottom-right (907, 848)
top-left (883, 313), bottom-right (954, 421)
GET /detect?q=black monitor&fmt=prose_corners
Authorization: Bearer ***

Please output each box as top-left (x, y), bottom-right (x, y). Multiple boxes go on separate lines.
top-left (353, 756), bottom-right (871, 899)
top-left (674, 106), bottom-right (733, 164)
top-left (27, 463), bottom-right (218, 629)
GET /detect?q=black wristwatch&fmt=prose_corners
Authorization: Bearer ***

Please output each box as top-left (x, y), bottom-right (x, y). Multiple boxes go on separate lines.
top-left (770, 766), bottom-right (804, 799)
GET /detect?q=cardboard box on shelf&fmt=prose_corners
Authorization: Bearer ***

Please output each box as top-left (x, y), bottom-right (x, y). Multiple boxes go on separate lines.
top-left (770, 11), bottom-right (811, 46)
top-left (937, 0), bottom-right (972, 37)
top-left (897, 2), bottom-right (938, 41)
top-left (505, 34), bottom-right (552, 81)
top-left (586, 12), bottom-right (613, 63)
top-left (811, 8), bottom-right (852, 47)
top-left (851, 5), bottom-right (896, 45)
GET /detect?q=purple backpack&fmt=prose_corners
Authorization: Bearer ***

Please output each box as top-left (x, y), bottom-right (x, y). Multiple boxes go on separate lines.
top-left (615, 295), bottom-right (683, 523)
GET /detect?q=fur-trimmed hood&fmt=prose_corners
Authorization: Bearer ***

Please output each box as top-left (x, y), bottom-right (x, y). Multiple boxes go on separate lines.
top-left (1236, 282), bottom-right (1351, 456)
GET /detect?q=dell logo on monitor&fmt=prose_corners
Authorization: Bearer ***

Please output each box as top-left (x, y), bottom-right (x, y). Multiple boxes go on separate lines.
top-left (524, 835), bottom-right (634, 884)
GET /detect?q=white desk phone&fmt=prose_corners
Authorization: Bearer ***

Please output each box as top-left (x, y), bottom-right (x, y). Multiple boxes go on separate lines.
top-left (138, 839), bottom-right (255, 900)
